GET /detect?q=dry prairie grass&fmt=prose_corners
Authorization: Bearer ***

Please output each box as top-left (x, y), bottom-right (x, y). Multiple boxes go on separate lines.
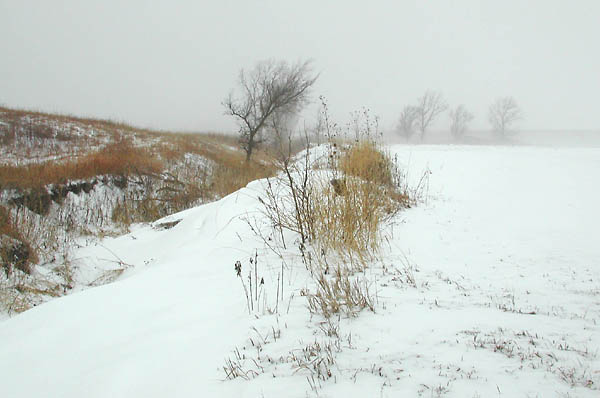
top-left (298, 141), bottom-right (406, 320)
top-left (307, 273), bottom-right (375, 318)
top-left (0, 206), bottom-right (38, 275)
top-left (211, 151), bottom-right (276, 197)
top-left (0, 114), bottom-right (274, 221)
top-left (339, 140), bottom-right (393, 187)
top-left (0, 139), bottom-right (162, 191)
top-left (310, 179), bottom-right (387, 267)
top-left (0, 106), bottom-right (156, 138)
top-left (0, 206), bottom-right (19, 238)
top-left (150, 131), bottom-right (275, 197)
top-left (314, 140), bottom-right (406, 266)
top-left (260, 137), bottom-right (407, 274)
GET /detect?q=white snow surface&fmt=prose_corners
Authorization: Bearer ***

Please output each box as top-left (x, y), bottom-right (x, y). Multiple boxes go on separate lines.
top-left (1, 144), bottom-right (599, 397)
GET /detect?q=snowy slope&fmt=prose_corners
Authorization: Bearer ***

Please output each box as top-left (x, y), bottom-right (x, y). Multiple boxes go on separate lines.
top-left (381, 145), bottom-right (600, 396)
top-left (0, 145), bottom-right (598, 397)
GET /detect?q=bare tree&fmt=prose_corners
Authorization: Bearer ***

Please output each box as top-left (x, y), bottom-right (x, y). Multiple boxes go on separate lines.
top-left (414, 90), bottom-right (448, 141)
top-left (488, 97), bottom-right (523, 137)
top-left (449, 105), bottom-right (474, 139)
top-left (396, 105), bottom-right (418, 141)
top-left (223, 59), bottom-right (318, 161)
top-left (267, 108), bottom-right (299, 159)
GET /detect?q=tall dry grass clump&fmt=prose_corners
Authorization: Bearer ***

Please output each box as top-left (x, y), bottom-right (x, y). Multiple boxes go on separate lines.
top-left (338, 140), bottom-right (393, 187)
top-left (310, 141), bottom-right (405, 269)
top-left (310, 179), bottom-right (386, 266)
top-left (260, 136), bottom-right (407, 273)
top-left (255, 137), bottom-right (401, 322)
top-left (307, 273), bottom-right (375, 318)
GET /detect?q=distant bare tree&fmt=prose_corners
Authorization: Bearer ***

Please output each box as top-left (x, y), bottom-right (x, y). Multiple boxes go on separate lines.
top-left (396, 105), bottom-right (418, 141)
top-left (223, 59), bottom-right (318, 161)
top-left (266, 108), bottom-right (298, 159)
top-left (449, 105), bottom-right (474, 139)
top-left (488, 97), bottom-right (523, 137)
top-left (415, 90), bottom-right (448, 140)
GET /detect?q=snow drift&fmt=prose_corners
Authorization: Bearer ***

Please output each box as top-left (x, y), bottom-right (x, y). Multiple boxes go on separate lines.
top-left (0, 144), bottom-right (598, 397)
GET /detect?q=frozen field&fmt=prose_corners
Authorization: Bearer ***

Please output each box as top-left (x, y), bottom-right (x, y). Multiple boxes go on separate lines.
top-left (0, 144), bottom-right (598, 397)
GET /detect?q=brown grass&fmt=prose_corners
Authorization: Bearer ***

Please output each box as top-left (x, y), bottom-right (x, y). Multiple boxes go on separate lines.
top-left (0, 118), bottom-right (274, 224)
top-left (339, 140), bottom-right (393, 187)
top-left (211, 150), bottom-right (276, 198)
top-left (307, 273), bottom-right (374, 318)
top-left (0, 139), bottom-right (163, 190)
top-left (259, 138), bottom-right (408, 273)
top-left (0, 207), bottom-right (19, 239)
top-left (0, 105), bottom-right (273, 195)
top-left (0, 206), bottom-right (38, 274)
top-left (310, 178), bottom-right (389, 268)
top-left (0, 105), bottom-right (157, 138)
top-left (308, 141), bottom-right (406, 268)
top-left (141, 131), bottom-right (276, 199)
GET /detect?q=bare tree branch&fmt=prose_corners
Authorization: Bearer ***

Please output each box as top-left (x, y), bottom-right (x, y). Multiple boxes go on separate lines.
top-left (414, 90), bottom-right (448, 141)
top-left (449, 104), bottom-right (474, 139)
top-left (223, 59), bottom-right (318, 161)
top-left (396, 105), bottom-right (418, 141)
top-left (488, 97), bottom-right (523, 137)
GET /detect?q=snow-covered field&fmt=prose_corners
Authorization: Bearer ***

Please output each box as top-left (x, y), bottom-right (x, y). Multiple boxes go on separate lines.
top-left (0, 144), bottom-right (598, 397)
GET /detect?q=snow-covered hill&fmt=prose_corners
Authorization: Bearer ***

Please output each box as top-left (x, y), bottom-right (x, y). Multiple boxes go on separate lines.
top-left (0, 107), bottom-right (274, 313)
top-left (0, 144), bottom-right (598, 397)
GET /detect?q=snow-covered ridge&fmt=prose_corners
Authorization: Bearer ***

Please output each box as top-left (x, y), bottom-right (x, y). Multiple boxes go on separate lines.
top-left (0, 144), bottom-right (598, 397)
top-left (0, 108), bottom-right (241, 313)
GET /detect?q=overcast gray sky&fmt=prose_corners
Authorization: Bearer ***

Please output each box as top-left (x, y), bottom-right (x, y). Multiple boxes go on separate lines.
top-left (1, 0), bottom-right (599, 133)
